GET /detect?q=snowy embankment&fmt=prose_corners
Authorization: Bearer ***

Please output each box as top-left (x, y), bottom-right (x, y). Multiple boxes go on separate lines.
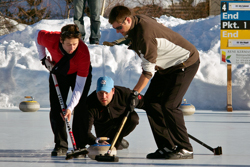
top-left (1, 15), bottom-right (250, 110)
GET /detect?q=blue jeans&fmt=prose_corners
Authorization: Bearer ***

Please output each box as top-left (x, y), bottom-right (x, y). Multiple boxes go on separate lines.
top-left (74, 0), bottom-right (101, 44)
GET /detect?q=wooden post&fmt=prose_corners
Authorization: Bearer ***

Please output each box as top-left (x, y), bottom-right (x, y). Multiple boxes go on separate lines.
top-left (227, 64), bottom-right (233, 112)
top-left (101, 0), bottom-right (106, 16)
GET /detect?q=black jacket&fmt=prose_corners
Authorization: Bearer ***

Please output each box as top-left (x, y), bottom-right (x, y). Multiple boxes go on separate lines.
top-left (86, 86), bottom-right (145, 144)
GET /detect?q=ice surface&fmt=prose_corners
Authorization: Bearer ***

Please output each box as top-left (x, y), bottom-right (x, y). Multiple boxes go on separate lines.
top-left (0, 108), bottom-right (250, 167)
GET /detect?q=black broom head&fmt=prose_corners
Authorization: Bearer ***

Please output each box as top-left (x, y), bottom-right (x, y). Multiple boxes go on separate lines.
top-left (95, 153), bottom-right (119, 162)
top-left (65, 148), bottom-right (89, 160)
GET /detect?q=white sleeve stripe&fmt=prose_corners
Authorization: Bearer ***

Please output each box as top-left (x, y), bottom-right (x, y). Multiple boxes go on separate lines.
top-left (35, 30), bottom-right (47, 60)
top-left (156, 38), bottom-right (190, 69)
top-left (67, 75), bottom-right (87, 112)
top-left (140, 53), bottom-right (156, 77)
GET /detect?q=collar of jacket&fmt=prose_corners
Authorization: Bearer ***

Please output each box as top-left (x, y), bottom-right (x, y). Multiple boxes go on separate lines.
top-left (50, 42), bottom-right (77, 76)
top-left (127, 15), bottom-right (139, 40)
top-left (59, 42), bottom-right (77, 58)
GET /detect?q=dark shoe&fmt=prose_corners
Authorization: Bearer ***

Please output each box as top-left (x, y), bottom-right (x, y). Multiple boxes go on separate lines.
top-left (146, 147), bottom-right (172, 159)
top-left (89, 42), bottom-right (99, 44)
top-left (117, 139), bottom-right (129, 150)
top-left (147, 147), bottom-right (193, 159)
top-left (103, 41), bottom-right (116, 46)
top-left (51, 147), bottom-right (67, 156)
top-left (120, 139), bottom-right (129, 149)
top-left (89, 40), bottom-right (99, 45)
top-left (165, 149), bottom-right (193, 159)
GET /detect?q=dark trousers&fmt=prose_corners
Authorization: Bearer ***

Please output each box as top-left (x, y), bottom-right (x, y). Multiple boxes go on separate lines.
top-left (95, 111), bottom-right (139, 148)
top-left (49, 66), bottom-right (92, 149)
top-left (144, 60), bottom-right (200, 151)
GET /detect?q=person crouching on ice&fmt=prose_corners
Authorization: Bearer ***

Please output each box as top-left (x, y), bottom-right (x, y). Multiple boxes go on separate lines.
top-left (85, 76), bottom-right (145, 149)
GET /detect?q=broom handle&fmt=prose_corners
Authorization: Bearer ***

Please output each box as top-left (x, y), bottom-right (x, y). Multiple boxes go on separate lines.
top-left (188, 133), bottom-right (213, 151)
top-left (51, 73), bottom-right (77, 150)
top-left (108, 110), bottom-right (130, 153)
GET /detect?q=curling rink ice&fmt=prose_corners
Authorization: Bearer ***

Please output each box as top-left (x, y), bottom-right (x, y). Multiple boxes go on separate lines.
top-left (0, 108), bottom-right (250, 167)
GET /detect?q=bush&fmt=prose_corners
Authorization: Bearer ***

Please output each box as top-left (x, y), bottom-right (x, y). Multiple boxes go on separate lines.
top-left (15, 0), bottom-right (51, 25)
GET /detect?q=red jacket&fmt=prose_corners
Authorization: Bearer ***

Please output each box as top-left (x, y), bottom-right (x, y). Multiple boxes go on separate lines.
top-left (37, 30), bottom-right (90, 77)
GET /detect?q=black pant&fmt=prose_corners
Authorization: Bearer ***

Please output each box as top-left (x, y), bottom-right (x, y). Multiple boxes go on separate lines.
top-left (49, 66), bottom-right (92, 149)
top-left (95, 111), bottom-right (139, 148)
top-left (144, 60), bottom-right (199, 151)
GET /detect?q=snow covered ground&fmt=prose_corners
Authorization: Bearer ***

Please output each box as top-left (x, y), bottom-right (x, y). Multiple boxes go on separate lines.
top-left (1, 15), bottom-right (250, 110)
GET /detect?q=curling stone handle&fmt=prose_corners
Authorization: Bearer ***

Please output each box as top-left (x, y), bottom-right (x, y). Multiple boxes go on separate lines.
top-left (24, 96), bottom-right (34, 101)
top-left (95, 137), bottom-right (110, 143)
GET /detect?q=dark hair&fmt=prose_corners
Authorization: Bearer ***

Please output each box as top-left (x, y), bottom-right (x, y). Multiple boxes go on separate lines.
top-left (60, 24), bottom-right (81, 42)
top-left (109, 6), bottom-right (132, 24)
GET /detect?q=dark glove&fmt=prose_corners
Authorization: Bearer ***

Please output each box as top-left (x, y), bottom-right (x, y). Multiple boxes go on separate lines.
top-left (41, 57), bottom-right (54, 71)
top-left (41, 57), bottom-right (46, 66)
top-left (128, 90), bottom-right (141, 111)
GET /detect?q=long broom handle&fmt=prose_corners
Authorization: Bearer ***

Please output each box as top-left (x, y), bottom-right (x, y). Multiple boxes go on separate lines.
top-left (107, 110), bottom-right (130, 154)
top-left (108, 98), bottom-right (137, 152)
top-left (51, 74), bottom-right (77, 150)
top-left (188, 133), bottom-right (213, 151)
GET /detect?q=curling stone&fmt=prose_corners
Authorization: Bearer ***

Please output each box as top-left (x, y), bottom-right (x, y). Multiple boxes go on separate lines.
top-left (179, 99), bottom-right (195, 116)
top-left (87, 137), bottom-right (117, 160)
top-left (19, 96), bottom-right (40, 112)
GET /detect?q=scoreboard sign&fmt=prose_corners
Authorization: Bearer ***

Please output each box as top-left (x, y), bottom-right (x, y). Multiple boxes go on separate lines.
top-left (220, 1), bottom-right (250, 64)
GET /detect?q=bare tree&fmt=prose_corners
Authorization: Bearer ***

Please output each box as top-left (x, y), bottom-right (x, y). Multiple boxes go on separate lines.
top-left (1, 0), bottom-right (51, 25)
top-left (0, 0), bottom-right (211, 37)
top-left (65, 0), bottom-right (73, 19)
top-left (0, 14), bottom-right (15, 35)
top-left (16, 0), bottom-right (51, 24)
top-left (102, 0), bottom-right (126, 17)
top-left (50, 0), bottom-right (64, 18)
top-left (0, 0), bottom-right (25, 35)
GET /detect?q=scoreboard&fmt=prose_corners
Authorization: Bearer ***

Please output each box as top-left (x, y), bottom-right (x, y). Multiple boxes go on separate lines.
top-left (220, 1), bottom-right (250, 64)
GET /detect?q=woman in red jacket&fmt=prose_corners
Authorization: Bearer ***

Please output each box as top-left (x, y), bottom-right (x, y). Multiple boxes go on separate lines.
top-left (35, 24), bottom-right (92, 156)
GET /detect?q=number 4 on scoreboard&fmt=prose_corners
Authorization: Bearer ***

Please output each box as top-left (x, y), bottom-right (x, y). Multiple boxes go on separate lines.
top-left (222, 2), bottom-right (227, 12)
